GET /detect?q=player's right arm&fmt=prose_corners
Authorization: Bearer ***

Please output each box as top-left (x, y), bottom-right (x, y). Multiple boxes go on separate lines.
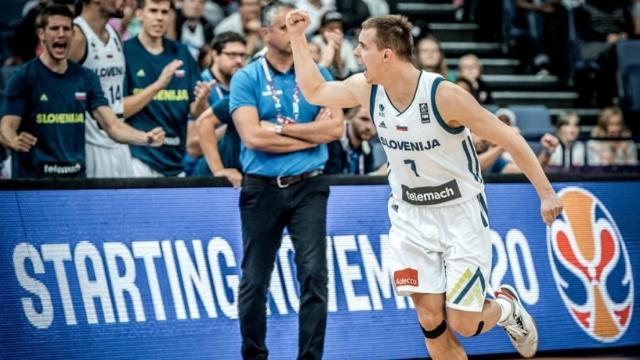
top-left (0, 68), bottom-right (37, 152)
top-left (123, 59), bottom-right (183, 118)
top-left (196, 107), bottom-right (242, 188)
top-left (287, 10), bottom-right (367, 108)
top-left (0, 115), bottom-right (37, 152)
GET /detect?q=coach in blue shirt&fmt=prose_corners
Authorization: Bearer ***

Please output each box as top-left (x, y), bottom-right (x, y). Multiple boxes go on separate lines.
top-left (230, 3), bottom-right (343, 359)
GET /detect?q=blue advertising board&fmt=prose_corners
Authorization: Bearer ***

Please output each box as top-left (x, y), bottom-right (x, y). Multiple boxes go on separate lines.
top-left (0, 182), bottom-right (639, 359)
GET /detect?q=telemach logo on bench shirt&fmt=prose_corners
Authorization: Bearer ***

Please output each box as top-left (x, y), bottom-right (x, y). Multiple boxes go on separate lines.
top-left (401, 179), bottom-right (462, 205)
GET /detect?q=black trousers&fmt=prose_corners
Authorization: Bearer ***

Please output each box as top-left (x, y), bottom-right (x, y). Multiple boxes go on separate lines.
top-left (238, 175), bottom-right (329, 360)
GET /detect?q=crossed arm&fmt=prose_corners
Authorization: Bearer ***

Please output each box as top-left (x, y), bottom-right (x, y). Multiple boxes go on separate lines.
top-left (196, 107), bottom-right (242, 188)
top-left (232, 106), bottom-right (320, 153)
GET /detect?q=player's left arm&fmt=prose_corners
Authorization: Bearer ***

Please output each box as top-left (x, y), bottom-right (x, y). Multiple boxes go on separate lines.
top-left (68, 24), bottom-right (86, 63)
top-left (435, 81), bottom-right (563, 225)
top-left (92, 106), bottom-right (165, 146)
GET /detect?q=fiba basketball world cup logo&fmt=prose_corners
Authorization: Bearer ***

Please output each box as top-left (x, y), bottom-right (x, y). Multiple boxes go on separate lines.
top-left (547, 187), bottom-right (633, 342)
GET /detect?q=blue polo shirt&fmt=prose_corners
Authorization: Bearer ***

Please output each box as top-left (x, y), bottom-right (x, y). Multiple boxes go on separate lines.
top-left (2, 58), bottom-right (108, 178)
top-left (229, 57), bottom-right (332, 177)
top-left (200, 68), bottom-right (230, 105)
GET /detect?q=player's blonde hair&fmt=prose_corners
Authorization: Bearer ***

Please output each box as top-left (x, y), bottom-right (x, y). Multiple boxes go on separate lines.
top-left (361, 15), bottom-right (414, 62)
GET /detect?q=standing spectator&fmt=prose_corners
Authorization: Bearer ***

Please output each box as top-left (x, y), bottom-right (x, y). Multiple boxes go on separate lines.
top-left (214, 0), bottom-right (263, 55)
top-left (0, 4), bottom-right (164, 178)
top-left (295, 0), bottom-right (334, 36)
top-left (123, 0), bottom-right (209, 177)
top-left (575, 0), bottom-right (634, 105)
top-left (68, 0), bottom-right (133, 178)
top-left (325, 105), bottom-right (387, 175)
top-left (191, 32), bottom-right (248, 177)
top-left (588, 106), bottom-right (638, 165)
top-left (230, 2), bottom-right (343, 358)
top-left (458, 54), bottom-right (492, 104)
top-left (416, 35), bottom-right (449, 79)
top-left (108, 0), bottom-right (141, 40)
top-left (311, 11), bottom-right (360, 79)
top-left (175, 0), bottom-right (215, 60)
top-left (539, 112), bottom-right (586, 168)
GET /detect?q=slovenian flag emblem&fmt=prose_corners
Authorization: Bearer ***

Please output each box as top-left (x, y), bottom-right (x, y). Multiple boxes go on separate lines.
top-left (396, 125), bottom-right (408, 131)
top-left (174, 69), bottom-right (185, 78)
top-left (75, 92), bottom-right (86, 101)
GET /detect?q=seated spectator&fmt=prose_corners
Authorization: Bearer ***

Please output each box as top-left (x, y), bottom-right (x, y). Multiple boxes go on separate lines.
top-left (361, 0), bottom-right (389, 17)
top-left (575, 0), bottom-right (634, 105)
top-left (472, 108), bottom-right (525, 174)
top-left (416, 35), bottom-right (449, 79)
top-left (588, 106), bottom-right (638, 165)
top-left (458, 54), bottom-right (492, 104)
top-left (214, 0), bottom-right (263, 55)
top-left (309, 41), bottom-right (322, 63)
top-left (473, 133), bottom-right (521, 174)
top-left (335, 0), bottom-right (370, 34)
top-left (455, 77), bottom-right (477, 100)
top-left (325, 106), bottom-right (386, 175)
top-left (311, 11), bottom-right (360, 80)
top-left (515, 0), bottom-right (568, 75)
top-left (538, 112), bottom-right (586, 168)
top-left (175, 0), bottom-right (215, 61)
top-left (295, 0), bottom-right (334, 36)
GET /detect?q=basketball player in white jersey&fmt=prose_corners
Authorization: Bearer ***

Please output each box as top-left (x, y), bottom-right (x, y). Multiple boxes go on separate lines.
top-left (69, 0), bottom-right (132, 177)
top-left (286, 11), bottom-right (563, 359)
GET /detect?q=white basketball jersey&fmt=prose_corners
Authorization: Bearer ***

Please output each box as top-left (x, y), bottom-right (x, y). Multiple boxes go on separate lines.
top-left (74, 17), bottom-right (126, 147)
top-left (371, 71), bottom-right (484, 207)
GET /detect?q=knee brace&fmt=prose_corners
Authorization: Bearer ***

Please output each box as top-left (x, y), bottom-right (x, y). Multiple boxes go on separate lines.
top-left (420, 320), bottom-right (447, 339)
top-left (473, 321), bottom-right (485, 336)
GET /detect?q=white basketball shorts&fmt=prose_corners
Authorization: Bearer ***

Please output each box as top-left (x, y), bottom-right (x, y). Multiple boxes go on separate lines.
top-left (388, 192), bottom-right (492, 312)
top-left (85, 142), bottom-right (133, 178)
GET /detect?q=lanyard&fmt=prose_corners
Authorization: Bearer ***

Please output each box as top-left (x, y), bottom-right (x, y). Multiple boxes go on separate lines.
top-left (261, 57), bottom-right (299, 124)
top-left (213, 85), bottom-right (224, 100)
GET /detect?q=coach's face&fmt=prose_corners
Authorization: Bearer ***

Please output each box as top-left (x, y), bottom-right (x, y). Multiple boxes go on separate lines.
top-left (138, 0), bottom-right (171, 39)
top-left (263, 8), bottom-right (293, 54)
top-left (39, 16), bottom-right (73, 61)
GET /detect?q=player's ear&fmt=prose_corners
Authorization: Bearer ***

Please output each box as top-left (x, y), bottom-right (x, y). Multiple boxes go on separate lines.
top-left (383, 49), bottom-right (391, 61)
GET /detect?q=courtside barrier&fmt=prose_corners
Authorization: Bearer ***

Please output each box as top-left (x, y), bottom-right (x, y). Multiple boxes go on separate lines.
top-left (1, 175), bottom-right (638, 359)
